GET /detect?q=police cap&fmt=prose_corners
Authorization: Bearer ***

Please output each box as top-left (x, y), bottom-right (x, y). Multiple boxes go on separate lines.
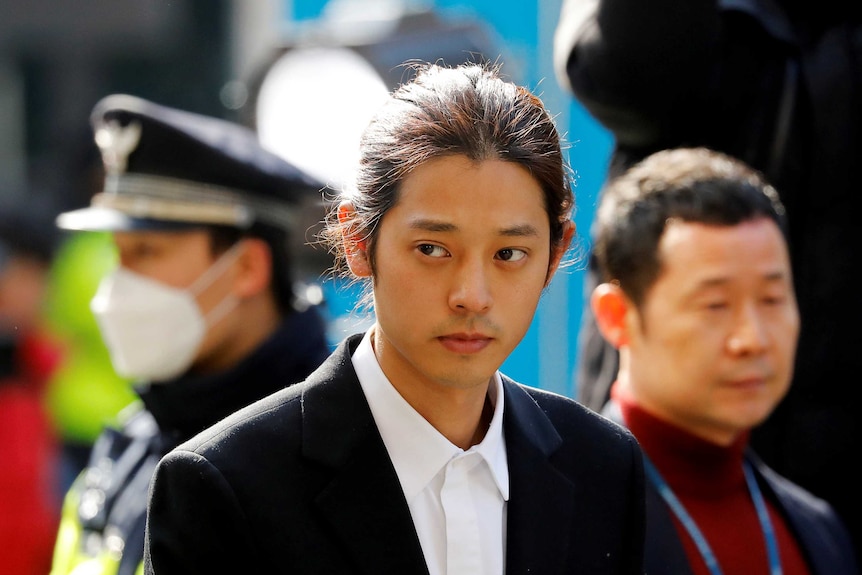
top-left (57, 94), bottom-right (324, 232)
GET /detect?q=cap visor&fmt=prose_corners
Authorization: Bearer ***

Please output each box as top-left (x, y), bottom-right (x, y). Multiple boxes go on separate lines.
top-left (55, 206), bottom-right (197, 232)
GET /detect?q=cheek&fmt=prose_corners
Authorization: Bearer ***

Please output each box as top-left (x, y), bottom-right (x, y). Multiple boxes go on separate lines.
top-left (508, 305), bottom-right (540, 342)
top-left (640, 310), bottom-right (723, 367)
top-left (499, 280), bottom-right (547, 332)
top-left (371, 262), bottom-right (432, 323)
top-left (772, 317), bottom-right (800, 371)
top-left (779, 307), bottom-right (801, 346)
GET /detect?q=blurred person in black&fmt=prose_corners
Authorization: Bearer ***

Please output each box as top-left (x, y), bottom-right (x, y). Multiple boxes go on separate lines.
top-left (49, 94), bottom-right (331, 575)
top-left (554, 0), bottom-right (861, 551)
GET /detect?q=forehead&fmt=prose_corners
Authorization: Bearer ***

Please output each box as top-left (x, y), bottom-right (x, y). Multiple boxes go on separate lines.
top-left (112, 228), bottom-right (209, 249)
top-left (657, 218), bottom-right (791, 288)
top-left (387, 155), bottom-right (549, 235)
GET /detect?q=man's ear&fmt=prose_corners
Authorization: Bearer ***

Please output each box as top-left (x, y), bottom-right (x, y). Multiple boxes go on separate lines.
top-left (233, 238), bottom-right (272, 298)
top-left (591, 282), bottom-right (631, 349)
top-left (338, 201), bottom-right (371, 277)
top-left (544, 220), bottom-right (576, 287)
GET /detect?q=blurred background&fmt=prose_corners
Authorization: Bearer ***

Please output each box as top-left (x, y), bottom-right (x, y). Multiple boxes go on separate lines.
top-left (0, 0), bottom-right (614, 399)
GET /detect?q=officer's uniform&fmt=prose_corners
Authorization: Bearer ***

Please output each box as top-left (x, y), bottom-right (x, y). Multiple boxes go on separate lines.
top-left (49, 95), bottom-right (332, 575)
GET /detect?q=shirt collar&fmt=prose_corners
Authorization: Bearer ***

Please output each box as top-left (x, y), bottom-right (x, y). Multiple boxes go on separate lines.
top-left (352, 329), bottom-right (509, 502)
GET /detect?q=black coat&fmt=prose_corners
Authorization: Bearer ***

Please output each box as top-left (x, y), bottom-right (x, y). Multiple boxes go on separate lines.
top-left (144, 333), bottom-right (647, 575)
top-left (555, 0), bottom-right (862, 549)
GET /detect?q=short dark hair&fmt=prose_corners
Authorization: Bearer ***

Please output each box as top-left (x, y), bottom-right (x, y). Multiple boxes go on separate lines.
top-left (592, 147), bottom-right (788, 307)
top-left (321, 60), bottom-right (575, 303)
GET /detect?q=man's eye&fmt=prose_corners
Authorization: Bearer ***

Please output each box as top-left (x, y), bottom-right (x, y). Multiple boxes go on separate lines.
top-left (497, 248), bottom-right (527, 262)
top-left (129, 244), bottom-right (158, 258)
top-left (418, 244), bottom-right (448, 257)
top-left (762, 291), bottom-right (789, 306)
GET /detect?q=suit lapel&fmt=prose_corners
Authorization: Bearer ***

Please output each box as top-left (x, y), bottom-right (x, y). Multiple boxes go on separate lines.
top-left (503, 380), bottom-right (575, 574)
top-left (299, 342), bottom-right (581, 574)
top-left (301, 335), bottom-right (430, 575)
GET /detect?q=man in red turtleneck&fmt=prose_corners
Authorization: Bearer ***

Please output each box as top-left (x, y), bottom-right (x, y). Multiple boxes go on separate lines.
top-left (588, 147), bottom-right (858, 575)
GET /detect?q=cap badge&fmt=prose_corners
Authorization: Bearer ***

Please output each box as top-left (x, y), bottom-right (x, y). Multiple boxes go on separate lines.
top-left (94, 120), bottom-right (142, 175)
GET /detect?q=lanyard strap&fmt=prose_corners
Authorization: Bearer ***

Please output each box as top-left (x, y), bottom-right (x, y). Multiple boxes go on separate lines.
top-left (643, 456), bottom-right (782, 575)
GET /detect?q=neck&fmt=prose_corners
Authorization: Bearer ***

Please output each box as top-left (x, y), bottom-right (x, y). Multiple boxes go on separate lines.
top-left (614, 378), bottom-right (742, 446)
top-left (369, 326), bottom-right (496, 450)
top-left (468, 394), bottom-right (494, 446)
top-left (412, 382), bottom-right (493, 450)
top-left (612, 387), bottom-right (749, 490)
top-left (195, 294), bottom-right (281, 373)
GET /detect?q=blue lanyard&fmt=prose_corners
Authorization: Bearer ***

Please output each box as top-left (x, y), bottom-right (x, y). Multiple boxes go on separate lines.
top-left (643, 456), bottom-right (782, 575)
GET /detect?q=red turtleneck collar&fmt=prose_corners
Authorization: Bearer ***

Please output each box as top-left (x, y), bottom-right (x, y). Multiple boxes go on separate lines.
top-left (612, 382), bottom-right (749, 495)
top-left (610, 381), bottom-right (811, 575)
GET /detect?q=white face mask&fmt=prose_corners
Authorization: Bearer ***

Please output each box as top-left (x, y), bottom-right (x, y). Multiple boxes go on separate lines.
top-left (90, 242), bottom-right (243, 383)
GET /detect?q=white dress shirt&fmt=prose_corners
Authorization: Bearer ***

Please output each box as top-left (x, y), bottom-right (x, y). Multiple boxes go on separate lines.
top-left (352, 330), bottom-right (510, 575)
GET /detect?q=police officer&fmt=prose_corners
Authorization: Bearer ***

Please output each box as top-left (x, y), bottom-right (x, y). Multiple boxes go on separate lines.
top-left (49, 94), bottom-right (332, 575)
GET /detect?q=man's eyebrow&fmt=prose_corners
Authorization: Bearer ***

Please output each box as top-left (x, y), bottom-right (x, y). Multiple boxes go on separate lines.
top-left (409, 218), bottom-right (456, 232)
top-left (408, 218), bottom-right (540, 237)
top-left (698, 268), bottom-right (791, 286)
top-left (500, 224), bottom-right (540, 237)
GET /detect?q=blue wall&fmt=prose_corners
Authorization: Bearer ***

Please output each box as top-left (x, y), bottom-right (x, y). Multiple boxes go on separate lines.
top-left (287, 0), bottom-right (613, 398)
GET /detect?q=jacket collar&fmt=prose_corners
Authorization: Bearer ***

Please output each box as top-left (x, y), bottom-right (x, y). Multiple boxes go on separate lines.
top-left (299, 336), bottom-right (575, 574)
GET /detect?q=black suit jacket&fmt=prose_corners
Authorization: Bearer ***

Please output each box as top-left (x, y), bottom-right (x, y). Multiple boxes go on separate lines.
top-left (144, 334), bottom-right (646, 574)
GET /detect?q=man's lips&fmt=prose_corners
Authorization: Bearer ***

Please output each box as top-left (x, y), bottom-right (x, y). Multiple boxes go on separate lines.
top-left (437, 333), bottom-right (493, 354)
top-left (725, 375), bottom-right (769, 389)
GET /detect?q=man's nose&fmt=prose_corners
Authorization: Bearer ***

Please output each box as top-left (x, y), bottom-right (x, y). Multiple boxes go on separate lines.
top-left (448, 259), bottom-right (493, 313)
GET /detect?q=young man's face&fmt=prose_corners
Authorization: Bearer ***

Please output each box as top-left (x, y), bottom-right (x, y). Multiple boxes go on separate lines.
top-left (625, 218), bottom-right (799, 445)
top-left (366, 155), bottom-right (570, 396)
